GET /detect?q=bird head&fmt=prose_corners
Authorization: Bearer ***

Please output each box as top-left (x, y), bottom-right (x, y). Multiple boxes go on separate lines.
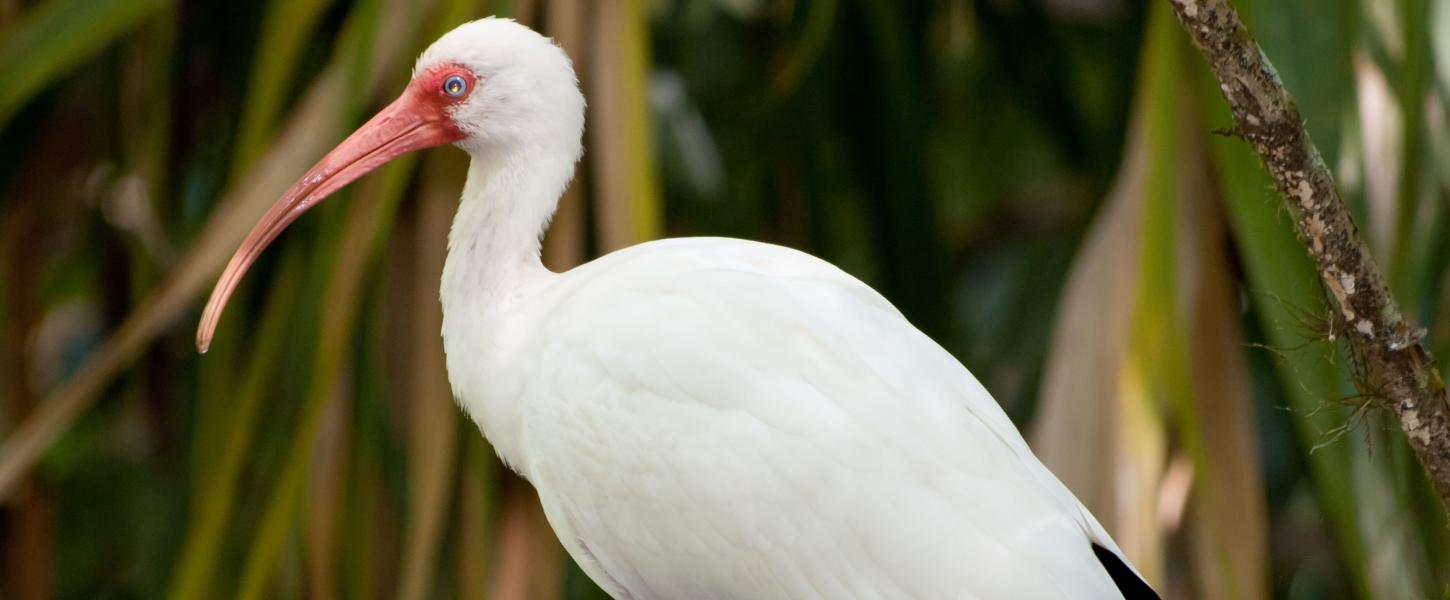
top-left (416, 18), bottom-right (585, 159)
top-left (195, 17), bottom-right (584, 353)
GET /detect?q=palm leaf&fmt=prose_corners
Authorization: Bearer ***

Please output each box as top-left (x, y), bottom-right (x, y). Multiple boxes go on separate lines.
top-left (0, 0), bottom-right (170, 129)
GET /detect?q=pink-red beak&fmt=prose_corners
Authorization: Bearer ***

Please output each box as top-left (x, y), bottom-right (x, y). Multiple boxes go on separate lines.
top-left (196, 82), bottom-right (465, 353)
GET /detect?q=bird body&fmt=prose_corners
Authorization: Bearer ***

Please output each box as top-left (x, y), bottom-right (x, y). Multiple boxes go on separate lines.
top-left (462, 237), bottom-right (1128, 598)
top-left (200, 17), bottom-right (1157, 599)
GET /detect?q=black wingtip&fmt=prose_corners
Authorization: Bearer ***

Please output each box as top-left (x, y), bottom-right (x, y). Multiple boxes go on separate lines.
top-left (1091, 543), bottom-right (1160, 600)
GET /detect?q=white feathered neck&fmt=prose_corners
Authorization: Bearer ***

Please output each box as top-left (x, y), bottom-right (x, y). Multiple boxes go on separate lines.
top-left (428, 18), bottom-right (585, 462)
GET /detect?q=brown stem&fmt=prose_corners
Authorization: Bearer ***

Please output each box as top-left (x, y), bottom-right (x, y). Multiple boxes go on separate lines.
top-left (1165, 0), bottom-right (1450, 512)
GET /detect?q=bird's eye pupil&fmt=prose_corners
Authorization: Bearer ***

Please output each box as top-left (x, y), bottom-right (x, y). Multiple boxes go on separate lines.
top-left (443, 75), bottom-right (468, 97)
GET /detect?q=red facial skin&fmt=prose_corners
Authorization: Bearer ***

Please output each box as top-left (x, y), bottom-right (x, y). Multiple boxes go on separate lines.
top-left (196, 64), bottom-right (475, 352)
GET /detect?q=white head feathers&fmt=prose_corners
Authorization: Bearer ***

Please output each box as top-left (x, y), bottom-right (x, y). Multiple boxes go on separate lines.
top-left (416, 17), bottom-right (585, 161)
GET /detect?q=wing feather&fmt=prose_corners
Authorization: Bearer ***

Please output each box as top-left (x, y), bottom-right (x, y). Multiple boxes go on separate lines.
top-left (509, 238), bottom-right (1130, 599)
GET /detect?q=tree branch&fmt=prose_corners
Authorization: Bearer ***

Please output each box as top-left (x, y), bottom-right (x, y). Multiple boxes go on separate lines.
top-left (1165, 0), bottom-right (1450, 511)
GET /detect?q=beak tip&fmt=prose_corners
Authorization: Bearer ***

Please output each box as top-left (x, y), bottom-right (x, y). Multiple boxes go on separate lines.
top-left (196, 327), bottom-right (213, 355)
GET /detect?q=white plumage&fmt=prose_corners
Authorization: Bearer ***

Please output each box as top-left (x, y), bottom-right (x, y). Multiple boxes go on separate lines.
top-left (201, 17), bottom-right (1155, 600)
top-left (474, 238), bottom-right (1133, 598)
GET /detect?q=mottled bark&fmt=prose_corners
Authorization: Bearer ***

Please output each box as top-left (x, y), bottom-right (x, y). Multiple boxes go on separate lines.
top-left (1165, 0), bottom-right (1450, 512)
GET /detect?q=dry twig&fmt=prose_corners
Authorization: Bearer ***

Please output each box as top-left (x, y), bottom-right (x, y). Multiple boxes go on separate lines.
top-left (1165, 0), bottom-right (1450, 511)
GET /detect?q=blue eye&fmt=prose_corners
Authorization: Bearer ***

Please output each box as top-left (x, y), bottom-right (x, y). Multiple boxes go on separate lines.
top-left (442, 74), bottom-right (468, 97)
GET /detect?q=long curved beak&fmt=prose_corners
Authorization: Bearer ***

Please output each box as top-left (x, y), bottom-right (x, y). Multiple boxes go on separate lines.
top-left (196, 87), bottom-right (463, 353)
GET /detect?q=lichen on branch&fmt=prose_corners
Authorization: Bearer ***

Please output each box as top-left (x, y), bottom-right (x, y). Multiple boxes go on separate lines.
top-left (1164, 0), bottom-right (1450, 512)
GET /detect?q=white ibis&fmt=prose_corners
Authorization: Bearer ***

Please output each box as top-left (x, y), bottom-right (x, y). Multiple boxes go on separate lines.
top-left (198, 18), bottom-right (1158, 599)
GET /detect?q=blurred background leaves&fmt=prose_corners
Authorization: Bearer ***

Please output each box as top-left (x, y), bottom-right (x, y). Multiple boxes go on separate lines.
top-left (0, 0), bottom-right (1447, 598)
